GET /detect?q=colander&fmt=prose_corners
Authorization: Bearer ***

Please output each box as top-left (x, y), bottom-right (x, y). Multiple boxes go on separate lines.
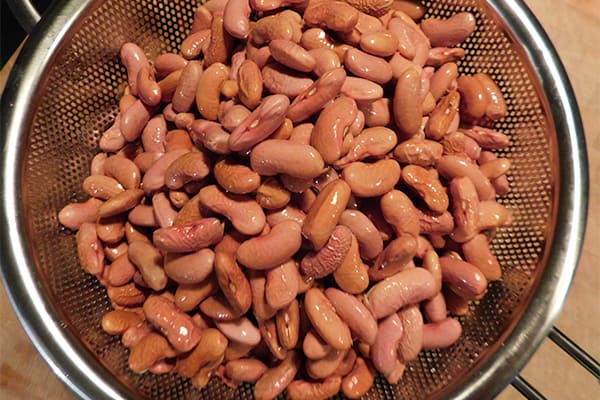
top-left (0, 0), bottom-right (589, 399)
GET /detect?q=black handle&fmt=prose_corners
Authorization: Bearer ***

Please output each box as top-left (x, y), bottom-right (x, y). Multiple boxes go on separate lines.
top-left (5, 0), bottom-right (41, 33)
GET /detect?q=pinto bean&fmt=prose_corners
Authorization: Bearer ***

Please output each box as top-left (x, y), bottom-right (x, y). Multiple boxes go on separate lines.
top-left (59, 198), bottom-right (104, 230)
top-left (439, 256), bottom-right (488, 301)
top-left (308, 48), bottom-right (341, 77)
top-left (164, 248), bottom-right (215, 284)
top-left (175, 278), bottom-right (218, 311)
top-left (177, 328), bottom-right (228, 378)
top-left (129, 332), bottom-right (176, 373)
top-left (380, 189), bottom-right (420, 237)
top-left (216, 317), bottom-right (261, 346)
top-left (236, 221), bottom-right (302, 270)
top-left (333, 232), bottom-right (370, 294)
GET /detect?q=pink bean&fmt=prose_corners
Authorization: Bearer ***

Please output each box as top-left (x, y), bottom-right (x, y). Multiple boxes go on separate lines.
top-left (437, 155), bottom-right (495, 201)
top-left (310, 96), bottom-right (357, 164)
top-left (250, 139), bottom-right (325, 179)
top-left (152, 192), bottom-right (177, 228)
top-left (172, 61), bottom-right (203, 113)
top-left (341, 76), bottom-right (384, 102)
top-left (154, 53), bottom-right (188, 78)
top-left (141, 115), bottom-right (167, 153)
top-left (422, 317), bottom-right (462, 350)
top-left (287, 68), bottom-right (347, 123)
top-left (236, 220), bottom-right (302, 270)
top-left (58, 198), bottom-right (103, 230)
top-left (120, 99), bottom-right (153, 142)
top-left (164, 248), bottom-right (215, 284)
top-left (152, 217), bottom-right (225, 253)
top-left (325, 288), bottom-right (377, 345)
top-left (265, 259), bottom-right (299, 310)
top-left (269, 39), bottom-right (316, 73)
top-left (136, 66), bottom-right (161, 107)
top-left (216, 317), bottom-right (261, 346)
top-left (141, 149), bottom-right (189, 194)
top-left (120, 43), bottom-right (148, 96)
top-left (397, 305), bottom-right (423, 362)
top-left (225, 358), bottom-right (268, 383)
top-left (223, 0), bottom-right (251, 39)
top-left (344, 48), bottom-right (393, 85)
top-left (143, 295), bottom-right (202, 352)
top-left (228, 94), bottom-right (290, 152)
top-left (128, 205), bottom-right (158, 227)
top-left (76, 222), bottom-right (105, 275)
top-left (439, 256), bottom-right (488, 300)
top-left (262, 62), bottom-right (314, 97)
top-left (370, 313), bottom-right (403, 375)
top-left (364, 268), bottom-right (437, 319)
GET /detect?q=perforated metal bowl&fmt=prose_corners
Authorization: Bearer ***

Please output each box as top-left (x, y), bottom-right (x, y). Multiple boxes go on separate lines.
top-left (0, 0), bottom-right (588, 399)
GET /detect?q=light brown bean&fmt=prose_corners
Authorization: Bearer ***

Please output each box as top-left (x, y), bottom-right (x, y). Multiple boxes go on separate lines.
top-left (164, 151), bottom-right (212, 190)
top-left (196, 62), bottom-right (229, 120)
top-left (286, 375), bottom-right (342, 400)
top-left (143, 295), bottom-right (202, 353)
top-left (420, 12), bottom-right (476, 47)
top-left (342, 357), bottom-right (375, 399)
top-left (302, 180), bottom-right (351, 250)
top-left (402, 164), bottom-right (449, 214)
top-left (215, 251), bottom-right (253, 314)
top-left (276, 298), bottom-right (300, 350)
top-left (393, 66), bottom-right (422, 138)
top-left (129, 332), bottom-right (176, 373)
top-left (251, 139), bottom-right (325, 180)
top-left (214, 158), bottom-right (261, 194)
top-left (128, 241), bottom-right (168, 291)
top-left (164, 248), bottom-right (215, 284)
top-left (311, 96), bottom-right (357, 163)
top-left (59, 198), bottom-right (104, 230)
top-left (360, 31), bottom-right (398, 57)
top-left (265, 260), bottom-right (300, 309)
top-left (237, 220), bottom-right (302, 270)
top-left (303, 1), bottom-right (359, 32)
top-left (198, 185), bottom-right (266, 236)
top-left (301, 225), bottom-right (352, 279)
top-left (342, 159), bottom-right (401, 198)
top-left (304, 288), bottom-right (352, 351)
top-left (254, 350), bottom-right (301, 400)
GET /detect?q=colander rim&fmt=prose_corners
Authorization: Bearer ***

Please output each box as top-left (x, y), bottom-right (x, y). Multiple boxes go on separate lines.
top-left (0, 0), bottom-right (589, 399)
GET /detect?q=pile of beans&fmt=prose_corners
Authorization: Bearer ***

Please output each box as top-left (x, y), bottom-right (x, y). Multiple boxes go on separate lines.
top-left (58, 0), bottom-right (513, 398)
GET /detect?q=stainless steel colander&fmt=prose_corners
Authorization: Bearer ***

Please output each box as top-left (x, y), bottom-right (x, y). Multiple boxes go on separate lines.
top-left (0, 0), bottom-right (589, 399)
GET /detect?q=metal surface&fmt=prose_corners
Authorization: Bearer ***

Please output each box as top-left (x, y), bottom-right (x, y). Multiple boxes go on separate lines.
top-left (512, 375), bottom-right (546, 400)
top-left (4, 0), bottom-right (41, 32)
top-left (549, 327), bottom-right (600, 381)
top-left (0, 0), bottom-right (588, 399)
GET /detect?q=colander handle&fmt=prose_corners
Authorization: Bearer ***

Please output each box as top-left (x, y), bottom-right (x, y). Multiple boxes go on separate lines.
top-left (511, 326), bottom-right (600, 399)
top-left (5, 0), bottom-right (42, 33)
